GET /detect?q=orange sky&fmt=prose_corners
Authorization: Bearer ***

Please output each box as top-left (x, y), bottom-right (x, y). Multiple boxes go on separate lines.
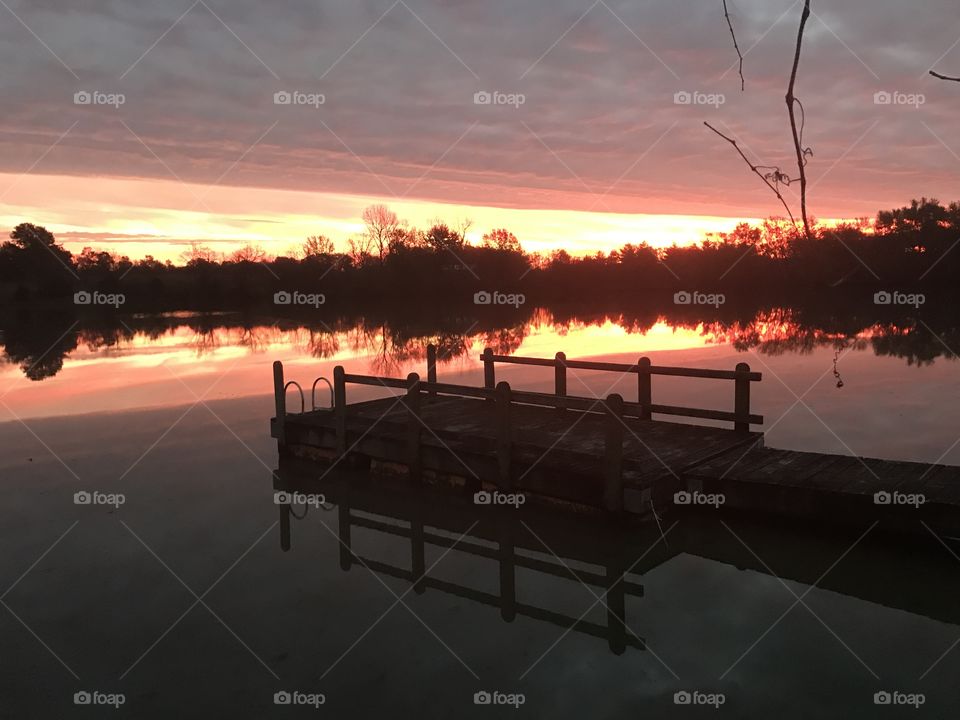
top-left (0, 171), bottom-right (774, 262)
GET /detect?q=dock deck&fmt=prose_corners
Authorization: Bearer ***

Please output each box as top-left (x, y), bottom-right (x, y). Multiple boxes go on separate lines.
top-left (276, 395), bottom-right (761, 512)
top-left (687, 447), bottom-right (960, 534)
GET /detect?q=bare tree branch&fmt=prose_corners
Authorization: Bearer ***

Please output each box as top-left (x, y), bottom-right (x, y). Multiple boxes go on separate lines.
top-left (722, 0), bottom-right (745, 91)
top-left (930, 70), bottom-right (960, 82)
top-left (786, 0), bottom-right (812, 238)
top-left (703, 121), bottom-right (801, 235)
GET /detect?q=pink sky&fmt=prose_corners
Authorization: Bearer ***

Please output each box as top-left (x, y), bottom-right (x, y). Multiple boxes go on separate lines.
top-left (1, 0), bottom-right (958, 259)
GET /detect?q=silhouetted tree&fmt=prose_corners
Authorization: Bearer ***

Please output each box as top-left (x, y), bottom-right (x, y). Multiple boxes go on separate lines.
top-left (180, 243), bottom-right (222, 266)
top-left (0, 223), bottom-right (75, 298)
top-left (423, 222), bottom-right (463, 253)
top-left (362, 204), bottom-right (400, 264)
top-left (229, 244), bottom-right (269, 263)
top-left (303, 235), bottom-right (335, 257)
top-left (482, 228), bottom-right (521, 252)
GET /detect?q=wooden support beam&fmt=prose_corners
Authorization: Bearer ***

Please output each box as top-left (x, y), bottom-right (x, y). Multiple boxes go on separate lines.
top-left (406, 372), bottom-right (422, 482)
top-left (734, 362), bottom-right (751, 432)
top-left (555, 351), bottom-right (567, 412)
top-left (603, 394), bottom-right (625, 512)
top-left (426, 344), bottom-right (437, 399)
top-left (637, 356), bottom-right (651, 421)
top-left (482, 347), bottom-right (496, 395)
top-left (333, 365), bottom-right (347, 455)
top-left (496, 381), bottom-right (512, 489)
top-left (273, 361), bottom-right (286, 444)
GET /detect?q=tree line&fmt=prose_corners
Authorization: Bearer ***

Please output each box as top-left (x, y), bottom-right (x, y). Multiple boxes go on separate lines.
top-left (1, 199), bottom-right (958, 310)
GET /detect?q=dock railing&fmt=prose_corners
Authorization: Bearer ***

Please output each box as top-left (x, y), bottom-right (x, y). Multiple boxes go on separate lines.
top-left (480, 347), bottom-right (762, 430)
top-left (272, 347), bottom-right (762, 512)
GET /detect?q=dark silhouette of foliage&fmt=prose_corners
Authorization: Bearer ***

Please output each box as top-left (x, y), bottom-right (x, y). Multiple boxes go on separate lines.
top-left (1, 200), bottom-right (960, 318)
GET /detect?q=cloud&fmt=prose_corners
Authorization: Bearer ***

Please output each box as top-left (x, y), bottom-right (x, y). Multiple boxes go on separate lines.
top-left (0, 0), bottom-right (958, 220)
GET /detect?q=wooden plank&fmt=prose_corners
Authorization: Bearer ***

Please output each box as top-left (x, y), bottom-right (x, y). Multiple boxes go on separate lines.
top-left (603, 394), bottom-right (625, 512)
top-left (342, 373), bottom-right (410, 389)
top-left (887, 464), bottom-right (960, 504)
top-left (486, 353), bottom-right (762, 380)
top-left (734, 362), bottom-right (751, 431)
top-left (800, 456), bottom-right (864, 490)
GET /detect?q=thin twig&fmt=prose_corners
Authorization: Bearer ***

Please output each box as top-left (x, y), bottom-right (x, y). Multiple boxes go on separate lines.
top-left (703, 121), bottom-right (801, 236)
top-left (722, 0), bottom-right (745, 91)
top-left (930, 70), bottom-right (960, 82)
top-left (786, 0), bottom-right (812, 237)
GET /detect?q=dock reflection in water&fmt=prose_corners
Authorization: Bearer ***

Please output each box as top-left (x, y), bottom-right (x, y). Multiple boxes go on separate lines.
top-left (273, 457), bottom-right (960, 653)
top-left (273, 462), bottom-right (650, 655)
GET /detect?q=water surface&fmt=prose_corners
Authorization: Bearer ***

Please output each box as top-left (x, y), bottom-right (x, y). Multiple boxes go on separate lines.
top-left (2, 307), bottom-right (960, 717)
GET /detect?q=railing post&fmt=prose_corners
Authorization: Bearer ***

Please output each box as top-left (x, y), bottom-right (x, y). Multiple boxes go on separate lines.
top-left (637, 357), bottom-right (651, 421)
top-left (734, 362), bottom-right (751, 432)
top-left (496, 381), bottom-right (512, 489)
top-left (333, 365), bottom-right (347, 455)
top-left (482, 347), bottom-right (495, 394)
top-left (605, 554), bottom-right (627, 655)
top-left (406, 372), bottom-right (422, 482)
top-left (273, 361), bottom-right (286, 443)
top-left (499, 521), bottom-right (516, 622)
top-left (338, 500), bottom-right (352, 571)
top-left (554, 351), bottom-right (567, 411)
top-left (279, 501), bottom-right (291, 552)
top-left (603, 393), bottom-right (624, 512)
top-left (426, 344), bottom-right (437, 399)
top-left (411, 502), bottom-right (426, 594)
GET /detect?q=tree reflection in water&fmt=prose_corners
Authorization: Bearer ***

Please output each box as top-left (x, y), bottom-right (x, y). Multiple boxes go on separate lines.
top-left (2, 299), bottom-right (958, 381)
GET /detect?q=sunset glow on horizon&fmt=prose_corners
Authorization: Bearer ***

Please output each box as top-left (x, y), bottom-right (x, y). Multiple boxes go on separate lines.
top-left (0, 170), bottom-right (778, 262)
top-left (1, 170), bottom-right (865, 264)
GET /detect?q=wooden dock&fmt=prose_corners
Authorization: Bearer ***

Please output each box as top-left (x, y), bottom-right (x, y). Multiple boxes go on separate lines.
top-left (271, 347), bottom-right (960, 535)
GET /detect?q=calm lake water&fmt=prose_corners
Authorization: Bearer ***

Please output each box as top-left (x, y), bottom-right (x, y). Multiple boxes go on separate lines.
top-left (2, 307), bottom-right (960, 717)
